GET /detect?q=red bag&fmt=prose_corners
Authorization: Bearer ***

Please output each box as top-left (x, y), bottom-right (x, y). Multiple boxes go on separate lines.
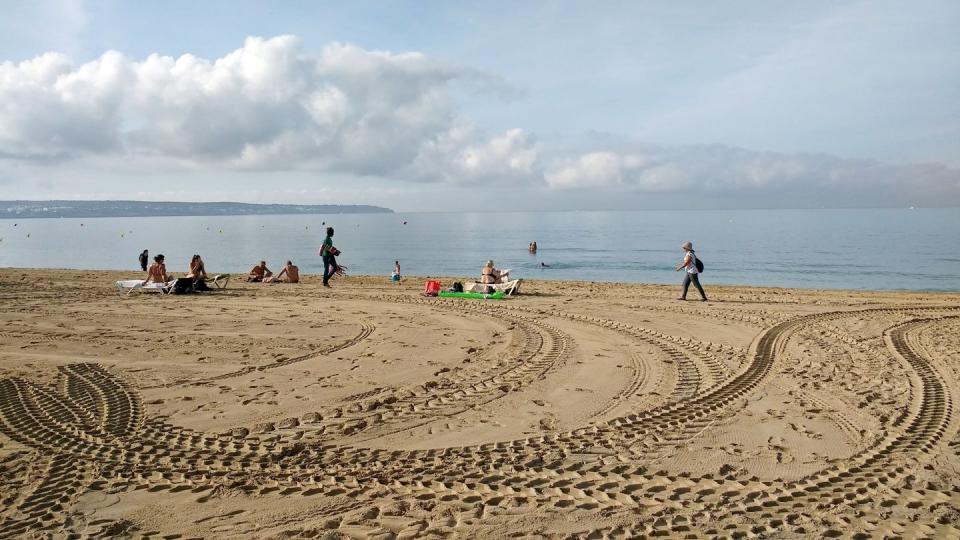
top-left (424, 280), bottom-right (441, 296)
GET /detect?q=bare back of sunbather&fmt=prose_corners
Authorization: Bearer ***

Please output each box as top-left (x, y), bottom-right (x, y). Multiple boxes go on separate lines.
top-left (270, 263), bottom-right (299, 283)
top-left (146, 263), bottom-right (169, 283)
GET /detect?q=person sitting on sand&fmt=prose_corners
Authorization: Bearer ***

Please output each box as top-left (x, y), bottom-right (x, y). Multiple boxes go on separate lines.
top-left (144, 254), bottom-right (172, 284)
top-left (266, 261), bottom-right (299, 283)
top-left (248, 260), bottom-right (272, 282)
top-left (481, 260), bottom-right (503, 284)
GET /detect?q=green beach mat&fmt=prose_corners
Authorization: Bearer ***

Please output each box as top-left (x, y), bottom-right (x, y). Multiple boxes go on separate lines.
top-left (438, 290), bottom-right (506, 300)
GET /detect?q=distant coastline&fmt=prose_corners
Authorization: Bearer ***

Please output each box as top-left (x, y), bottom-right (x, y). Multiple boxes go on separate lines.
top-left (0, 200), bottom-right (393, 219)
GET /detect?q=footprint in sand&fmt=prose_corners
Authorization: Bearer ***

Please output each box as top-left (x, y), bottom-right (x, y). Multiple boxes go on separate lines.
top-left (788, 422), bottom-right (823, 439)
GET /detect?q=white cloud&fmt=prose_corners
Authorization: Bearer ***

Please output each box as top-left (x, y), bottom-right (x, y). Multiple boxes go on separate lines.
top-left (0, 35), bottom-right (529, 183)
top-left (412, 126), bottom-right (541, 184)
top-left (0, 34), bottom-right (957, 208)
top-left (544, 144), bottom-right (960, 206)
top-left (547, 152), bottom-right (638, 189)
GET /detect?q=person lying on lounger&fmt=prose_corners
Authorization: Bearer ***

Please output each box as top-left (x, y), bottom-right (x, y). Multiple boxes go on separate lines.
top-left (265, 261), bottom-right (299, 283)
top-left (144, 254), bottom-right (173, 284)
top-left (248, 261), bottom-right (272, 282)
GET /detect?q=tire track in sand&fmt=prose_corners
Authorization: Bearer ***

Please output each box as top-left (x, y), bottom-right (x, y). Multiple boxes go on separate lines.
top-left (565, 310), bottom-right (960, 538)
top-left (142, 322), bottom-right (375, 389)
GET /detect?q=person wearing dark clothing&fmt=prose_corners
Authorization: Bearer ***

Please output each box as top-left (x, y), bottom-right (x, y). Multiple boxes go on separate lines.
top-left (320, 227), bottom-right (340, 287)
top-left (675, 241), bottom-right (708, 301)
top-left (139, 249), bottom-right (149, 271)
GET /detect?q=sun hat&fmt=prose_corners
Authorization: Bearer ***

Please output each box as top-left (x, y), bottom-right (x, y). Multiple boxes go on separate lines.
top-left (681, 241), bottom-right (693, 251)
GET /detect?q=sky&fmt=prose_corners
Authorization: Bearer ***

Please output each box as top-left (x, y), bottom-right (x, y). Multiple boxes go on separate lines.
top-left (0, 0), bottom-right (958, 211)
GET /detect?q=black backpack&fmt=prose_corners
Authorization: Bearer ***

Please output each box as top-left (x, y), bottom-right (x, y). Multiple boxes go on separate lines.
top-left (193, 278), bottom-right (212, 292)
top-left (173, 277), bottom-right (196, 294)
top-left (452, 281), bottom-right (464, 293)
top-left (694, 255), bottom-right (705, 273)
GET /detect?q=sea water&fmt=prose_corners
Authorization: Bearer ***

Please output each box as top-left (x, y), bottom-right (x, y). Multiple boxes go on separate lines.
top-left (0, 209), bottom-right (957, 291)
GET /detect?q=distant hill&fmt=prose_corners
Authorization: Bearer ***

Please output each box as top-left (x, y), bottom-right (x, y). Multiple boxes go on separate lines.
top-left (0, 200), bottom-right (393, 219)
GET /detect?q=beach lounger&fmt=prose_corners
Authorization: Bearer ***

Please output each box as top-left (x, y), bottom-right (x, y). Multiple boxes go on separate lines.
top-left (465, 279), bottom-right (522, 296)
top-left (115, 279), bottom-right (175, 297)
top-left (206, 274), bottom-right (230, 289)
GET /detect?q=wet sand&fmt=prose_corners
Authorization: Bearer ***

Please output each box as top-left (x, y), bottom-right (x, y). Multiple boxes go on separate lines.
top-left (1, 268), bottom-right (959, 538)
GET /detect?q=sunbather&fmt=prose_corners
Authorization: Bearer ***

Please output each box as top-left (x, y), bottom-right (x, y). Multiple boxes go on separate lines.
top-left (187, 254), bottom-right (206, 279)
top-left (248, 261), bottom-right (272, 282)
top-left (467, 261), bottom-right (520, 295)
top-left (144, 254), bottom-right (173, 284)
top-left (187, 254), bottom-right (212, 291)
top-left (481, 260), bottom-right (504, 284)
top-left (266, 261), bottom-right (299, 283)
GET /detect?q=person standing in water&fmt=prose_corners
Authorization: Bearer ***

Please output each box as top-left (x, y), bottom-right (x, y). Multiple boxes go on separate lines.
top-left (320, 227), bottom-right (340, 287)
top-left (139, 249), bottom-right (149, 271)
top-left (675, 241), bottom-right (708, 301)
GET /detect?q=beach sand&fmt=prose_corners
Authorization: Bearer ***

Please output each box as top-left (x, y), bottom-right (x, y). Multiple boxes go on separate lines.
top-left (1, 268), bottom-right (959, 538)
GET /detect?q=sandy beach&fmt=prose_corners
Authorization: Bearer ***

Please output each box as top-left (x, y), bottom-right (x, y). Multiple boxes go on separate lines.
top-left (1, 267), bottom-right (958, 538)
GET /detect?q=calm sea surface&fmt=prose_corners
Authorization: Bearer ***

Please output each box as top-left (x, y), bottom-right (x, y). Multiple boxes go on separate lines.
top-left (1, 209), bottom-right (958, 291)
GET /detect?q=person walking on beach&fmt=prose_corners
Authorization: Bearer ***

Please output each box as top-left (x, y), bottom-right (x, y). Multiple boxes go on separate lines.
top-left (139, 249), bottom-right (149, 271)
top-left (320, 227), bottom-right (341, 287)
top-left (675, 241), bottom-right (708, 301)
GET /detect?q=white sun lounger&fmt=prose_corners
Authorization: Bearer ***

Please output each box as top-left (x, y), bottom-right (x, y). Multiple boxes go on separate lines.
top-left (115, 279), bottom-right (175, 297)
top-left (465, 278), bottom-right (523, 296)
top-left (206, 274), bottom-right (230, 289)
